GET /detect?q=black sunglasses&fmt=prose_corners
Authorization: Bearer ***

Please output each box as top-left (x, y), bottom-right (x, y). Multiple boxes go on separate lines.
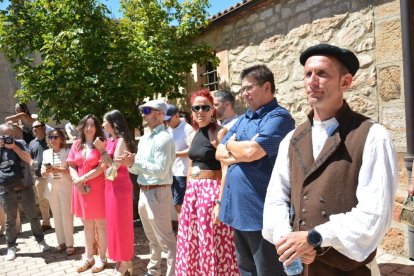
top-left (48, 135), bottom-right (60, 140)
top-left (191, 105), bottom-right (212, 112)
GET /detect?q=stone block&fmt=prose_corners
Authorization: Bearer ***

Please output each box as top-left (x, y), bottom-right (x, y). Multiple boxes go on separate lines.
top-left (281, 7), bottom-right (292, 20)
top-left (374, 0), bottom-right (400, 18)
top-left (336, 17), bottom-right (366, 46)
top-left (358, 54), bottom-right (374, 69)
top-left (253, 22), bottom-right (266, 33)
top-left (260, 7), bottom-right (274, 20)
top-left (247, 13), bottom-right (259, 23)
top-left (378, 65), bottom-right (401, 101)
top-left (295, 0), bottom-right (324, 13)
top-left (346, 95), bottom-right (377, 118)
top-left (376, 18), bottom-right (402, 62)
top-left (355, 38), bottom-right (375, 52)
top-left (288, 12), bottom-right (311, 31)
top-left (312, 14), bottom-right (347, 35)
top-left (382, 106), bottom-right (406, 149)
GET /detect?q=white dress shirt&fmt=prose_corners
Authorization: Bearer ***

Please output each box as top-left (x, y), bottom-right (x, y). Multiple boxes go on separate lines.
top-left (262, 118), bottom-right (397, 262)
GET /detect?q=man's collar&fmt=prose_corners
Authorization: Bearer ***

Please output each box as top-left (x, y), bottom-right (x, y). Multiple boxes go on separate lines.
top-left (151, 124), bottom-right (167, 134)
top-left (246, 98), bottom-right (278, 119)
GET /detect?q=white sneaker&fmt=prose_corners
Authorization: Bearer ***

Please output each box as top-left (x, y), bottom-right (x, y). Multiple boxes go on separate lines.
top-left (38, 240), bottom-right (50, 252)
top-left (5, 247), bottom-right (16, 261)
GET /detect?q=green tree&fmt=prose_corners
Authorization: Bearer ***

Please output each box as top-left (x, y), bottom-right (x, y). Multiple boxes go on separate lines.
top-left (0, 0), bottom-right (216, 127)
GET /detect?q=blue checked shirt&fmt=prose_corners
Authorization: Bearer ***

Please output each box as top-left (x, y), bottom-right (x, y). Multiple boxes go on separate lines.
top-left (218, 98), bottom-right (295, 231)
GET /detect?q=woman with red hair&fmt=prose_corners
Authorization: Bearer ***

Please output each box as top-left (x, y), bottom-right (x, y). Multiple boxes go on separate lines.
top-left (175, 89), bottom-right (239, 275)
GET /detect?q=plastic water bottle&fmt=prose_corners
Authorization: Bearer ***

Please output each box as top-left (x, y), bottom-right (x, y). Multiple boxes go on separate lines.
top-left (283, 257), bottom-right (303, 275)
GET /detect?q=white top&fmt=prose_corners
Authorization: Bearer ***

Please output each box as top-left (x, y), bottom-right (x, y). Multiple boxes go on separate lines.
top-left (42, 148), bottom-right (71, 198)
top-left (168, 121), bottom-right (194, 176)
top-left (262, 119), bottom-right (398, 262)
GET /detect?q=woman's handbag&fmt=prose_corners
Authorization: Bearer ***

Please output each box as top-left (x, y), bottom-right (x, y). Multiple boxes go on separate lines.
top-left (105, 162), bottom-right (118, 181)
top-left (399, 195), bottom-right (414, 227)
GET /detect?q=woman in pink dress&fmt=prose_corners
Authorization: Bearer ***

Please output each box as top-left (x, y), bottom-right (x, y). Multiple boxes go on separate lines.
top-left (175, 89), bottom-right (240, 275)
top-left (66, 114), bottom-right (107, 273)
top-left (94, 110), bottom-right (136, 276)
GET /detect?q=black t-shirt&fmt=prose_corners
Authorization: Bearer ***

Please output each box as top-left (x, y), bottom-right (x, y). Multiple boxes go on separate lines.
top-left (188, 124), bottom-right (221, 170)
top-left (29, 137), bottom-right (48, 177)
top-left (0, 140), bottom-right (25, 190)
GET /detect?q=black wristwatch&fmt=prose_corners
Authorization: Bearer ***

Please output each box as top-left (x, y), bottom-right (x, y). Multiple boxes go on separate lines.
top-left (307, 228), bottom-right (322, 248)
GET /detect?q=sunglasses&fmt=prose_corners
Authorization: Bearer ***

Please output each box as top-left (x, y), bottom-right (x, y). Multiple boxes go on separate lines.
top-left (191, 105), bottom-right (212, 112)
top-left (48, 135), bottom-right (60, 140)
top-left (141, 107), bottom-right (159, 115)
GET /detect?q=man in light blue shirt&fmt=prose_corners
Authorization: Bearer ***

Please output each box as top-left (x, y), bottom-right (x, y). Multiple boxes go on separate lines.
top-left (124, 99), bottom-right (176, 276)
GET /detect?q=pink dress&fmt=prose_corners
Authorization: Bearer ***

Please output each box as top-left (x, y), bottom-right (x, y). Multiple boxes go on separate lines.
top-left (67, 140), bottom-right (105, 219)
top-left (105, 138), bottom-right (134, 261)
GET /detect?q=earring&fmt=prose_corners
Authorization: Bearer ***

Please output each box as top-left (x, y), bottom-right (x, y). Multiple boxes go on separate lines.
top-left (210, 117), bottom-right (216, 123)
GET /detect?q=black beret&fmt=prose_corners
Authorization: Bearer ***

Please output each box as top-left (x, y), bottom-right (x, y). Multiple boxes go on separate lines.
top-left (300, 44), bottom-right (360, 76)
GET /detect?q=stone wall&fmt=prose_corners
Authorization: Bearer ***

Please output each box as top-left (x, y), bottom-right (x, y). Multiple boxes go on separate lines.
top-left (192, 0), bottom-right (408, 188)
top-left (193, 0), bottom-right (405, 150)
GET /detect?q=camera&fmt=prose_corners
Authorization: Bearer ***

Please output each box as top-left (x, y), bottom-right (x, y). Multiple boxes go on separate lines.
top-left (1, 135), bottom-right (14, 145)
top-left (43, 163), bottom-right (52, 169)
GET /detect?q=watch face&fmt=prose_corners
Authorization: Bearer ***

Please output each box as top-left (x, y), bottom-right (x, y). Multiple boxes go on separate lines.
top-left (308, 230), bottom-right (322, 247)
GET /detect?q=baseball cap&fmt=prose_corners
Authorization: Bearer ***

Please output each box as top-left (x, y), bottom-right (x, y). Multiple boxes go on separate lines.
top-left (164, 104), bottom-right (179, 121)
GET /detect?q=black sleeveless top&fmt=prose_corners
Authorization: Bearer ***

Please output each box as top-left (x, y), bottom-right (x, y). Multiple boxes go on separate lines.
top-left (188, 124), bottom-right (221, 170)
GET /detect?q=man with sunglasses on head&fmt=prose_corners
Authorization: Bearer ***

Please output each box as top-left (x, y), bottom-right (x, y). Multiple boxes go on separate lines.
top-left (29, 120), bottom-right (52, 232)
top-left (215, 64), bottom-right (295, 275)
top-left (120, 100), bottom-right (177, 276)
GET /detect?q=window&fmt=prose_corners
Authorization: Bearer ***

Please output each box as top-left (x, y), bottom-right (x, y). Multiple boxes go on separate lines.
top-left (201, 62), bottom-right (218, 91)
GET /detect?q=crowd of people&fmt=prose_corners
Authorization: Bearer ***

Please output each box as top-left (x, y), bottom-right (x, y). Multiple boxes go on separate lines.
top-left (0, 43), bottom-right (399, 276)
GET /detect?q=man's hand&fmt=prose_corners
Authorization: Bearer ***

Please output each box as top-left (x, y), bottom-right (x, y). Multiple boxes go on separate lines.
top-left (276, 231), bottom-right (316, 266)
top-left (115, 151), bottom-right (135, 167)
top-left (3, 139), bottom-right (16, 150)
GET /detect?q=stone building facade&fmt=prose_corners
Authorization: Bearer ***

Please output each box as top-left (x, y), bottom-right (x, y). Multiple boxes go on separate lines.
top-left (189, 0), bottom-right (404, 151)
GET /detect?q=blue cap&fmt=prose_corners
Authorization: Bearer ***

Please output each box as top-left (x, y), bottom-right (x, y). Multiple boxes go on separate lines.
top-left (164, 104), bottom-right (179, 121)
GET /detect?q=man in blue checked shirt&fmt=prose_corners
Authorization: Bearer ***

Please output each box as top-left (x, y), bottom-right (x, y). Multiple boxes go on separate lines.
top-left (215, 64), bottom-right (295, 275)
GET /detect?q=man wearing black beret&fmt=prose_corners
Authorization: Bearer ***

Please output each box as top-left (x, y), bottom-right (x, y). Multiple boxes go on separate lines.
top-left (263, 44), bottom-right (397, 275)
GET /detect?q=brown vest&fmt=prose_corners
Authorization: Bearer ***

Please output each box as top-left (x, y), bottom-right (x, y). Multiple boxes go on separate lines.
top-left (289, 102), bottom-right (375, 275)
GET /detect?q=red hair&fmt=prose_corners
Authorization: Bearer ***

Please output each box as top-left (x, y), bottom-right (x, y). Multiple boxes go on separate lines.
top-left (189, 88), bottom-right (218, 131)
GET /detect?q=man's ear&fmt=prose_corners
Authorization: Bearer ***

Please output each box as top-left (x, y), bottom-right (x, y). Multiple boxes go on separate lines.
top-left (340, 73), bottom-right (353, 90)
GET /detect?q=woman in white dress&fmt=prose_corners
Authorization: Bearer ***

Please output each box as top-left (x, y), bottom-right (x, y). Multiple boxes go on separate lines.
top-left (41, 128), bottom-right (74, 255)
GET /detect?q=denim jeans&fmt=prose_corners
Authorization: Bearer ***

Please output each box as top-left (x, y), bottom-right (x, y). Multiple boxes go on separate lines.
top-left (2, 187), bottom-right (44, 248)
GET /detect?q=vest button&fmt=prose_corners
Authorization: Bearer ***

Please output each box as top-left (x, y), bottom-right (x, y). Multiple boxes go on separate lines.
top-left (321, 210), bottom-right (327, 217)
top-left (301, 221), bottom-right (306, 226)
top-left (302, 208), bottom-right (306, 213)
top-left (303, 195), bottom-right (307, 200)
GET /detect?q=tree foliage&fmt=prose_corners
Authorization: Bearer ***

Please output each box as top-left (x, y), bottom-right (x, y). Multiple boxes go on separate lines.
top-left (0, 0), bottom-right (216, 127)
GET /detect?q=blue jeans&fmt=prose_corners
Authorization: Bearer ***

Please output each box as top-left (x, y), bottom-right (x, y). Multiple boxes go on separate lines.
top-left (234, 229), bottom-right (286, 276)
top-left (171, 176), bottom-right (187, 206)
top-left (2, 187), bottom-right (44, 248)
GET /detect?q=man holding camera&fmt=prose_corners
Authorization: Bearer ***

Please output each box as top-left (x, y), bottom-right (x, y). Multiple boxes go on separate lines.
top-left (0, 124), bottom-right (50, 261)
